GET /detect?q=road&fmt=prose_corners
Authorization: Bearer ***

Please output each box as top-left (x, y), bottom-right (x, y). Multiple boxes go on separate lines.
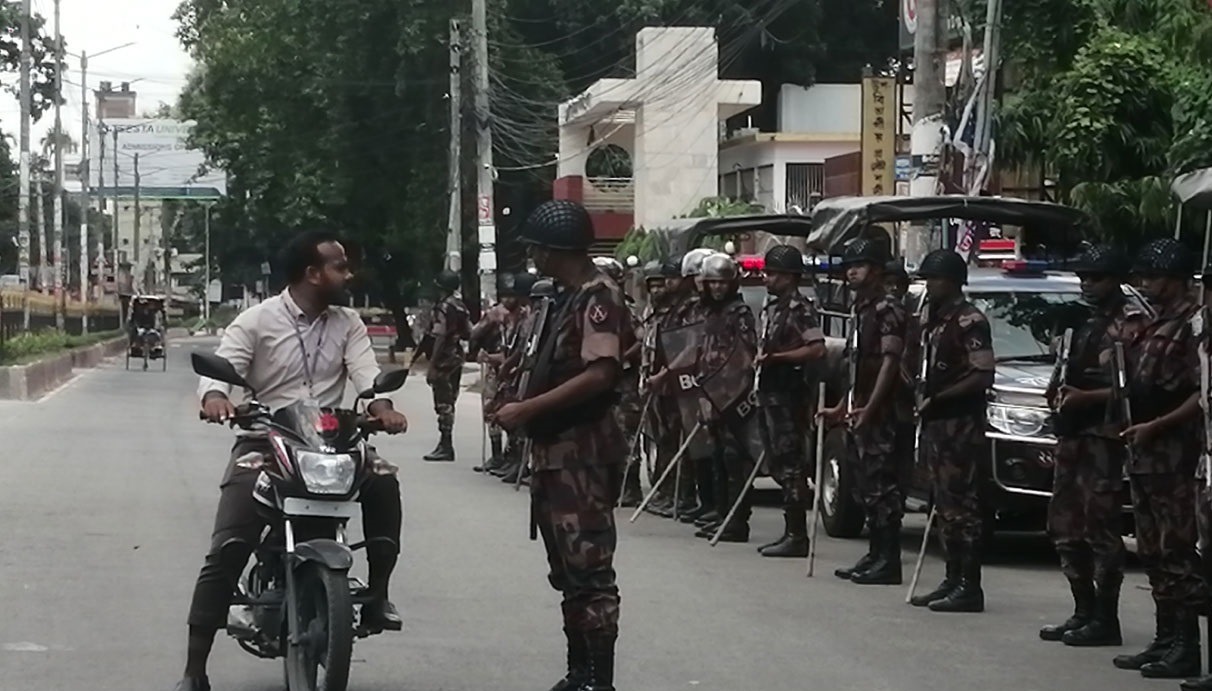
top-left (0, 338), bottom-right (1181, 691)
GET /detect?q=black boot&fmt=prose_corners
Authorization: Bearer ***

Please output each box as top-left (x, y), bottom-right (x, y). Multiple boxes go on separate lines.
top-left (171, 678), bottom-right (210, 691)
top-left (474, 437), bottom-right (506, 473)
top-left (423, 433), bottom-right (455, 462)
top-left (694, 510), bottom-right (721, 527)
top-left (1141, 609), bottom-right (1201, 679)
top-left (851, 522), bottom-right (903, 584)
top-left (929, 552), bottom-right (984, 613)
top-left (835, 526), bottom-right (879, 579)
top-left (1114, 604), bottom-right (1177, 669)
top-left (695, 520), bottom-right (723, 539)
top-left (1040, 578), bottom-right (1096, 641)
top-left (548, 628), bottom-right (587, 691)
top-left (758, 513), bottom-right (792, 553)
top-left (1182, 675), bottom-right (1212, 691)
top-left (618, 465), bottom-right (643, 508)
top-left (1063, 574), bottom-right (1122, 647)
top-left (579, 631), bottom-right (617, 691)
top-left (760, 508), bottom-right (808, 557)
top-left (910, 555), bottom-right (960, 607)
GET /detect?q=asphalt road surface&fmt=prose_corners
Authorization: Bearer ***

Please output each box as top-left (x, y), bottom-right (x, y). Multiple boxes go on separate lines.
top-left (0, 338), bottom-right (1187, 691)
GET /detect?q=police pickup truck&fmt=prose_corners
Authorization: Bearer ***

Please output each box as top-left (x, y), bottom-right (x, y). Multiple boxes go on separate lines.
top-left (817, 259), bottom-right (1151, 539)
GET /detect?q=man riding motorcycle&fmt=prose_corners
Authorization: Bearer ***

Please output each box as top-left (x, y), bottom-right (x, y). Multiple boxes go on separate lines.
top-left (172, 230), bottom-right (409, 691)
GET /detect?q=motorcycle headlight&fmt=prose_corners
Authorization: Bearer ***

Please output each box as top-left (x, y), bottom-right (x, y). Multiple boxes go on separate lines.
top-left (987, 403), bottom-right (1050, 439)
top-left (294, 451), bottom-right (356, 495)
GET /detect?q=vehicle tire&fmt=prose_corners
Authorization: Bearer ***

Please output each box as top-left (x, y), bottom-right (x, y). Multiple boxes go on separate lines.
top-left (820, 426), bottom-right (865, 539)
top-left (285, 563), bottom-right (354, 691)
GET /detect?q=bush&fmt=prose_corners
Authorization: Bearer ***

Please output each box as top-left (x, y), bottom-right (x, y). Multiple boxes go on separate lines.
top-left (0, 329), bottom-right (123, 365)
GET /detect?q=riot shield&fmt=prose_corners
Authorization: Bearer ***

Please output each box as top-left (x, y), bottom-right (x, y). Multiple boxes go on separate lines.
top-left (659, 319), bottom-right (711, 459)
top-left (698, 334), bottom-right (765, 465)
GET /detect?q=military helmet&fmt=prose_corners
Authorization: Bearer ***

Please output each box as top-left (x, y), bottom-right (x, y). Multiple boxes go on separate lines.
top-left (884, 258), bottom-right (909, 279)
top-left (513, 272), bottom-right (537, 297)
top-left (519, 200), bottom-right (595, 251)
top-left (530, 278), bottom-right (556, 299)
top-left (701, 253), bottom-right (739, 281)
top-left (840, 237), bottom-right (889, 267)
top-left (916, 249), bottom-right (968, 284)
top-left (643, 259), bottom-right (664, 282)
top-left (661, 253), bottom-right (684, 278)
top-left (681, 248), bottom-right (714, 277)
top-left (593, 256), bottom-right (626, 283)
top-left (1069, 244), bottom-right (1129, 277)
top-left (496, 272), bottom-right (520, 297)
top-left (764, 244), bottom-right (804, 274)
top-left (1132, 238), bottom-right (1196, 278)
top-left (435, 269), bottom-right (460, 292)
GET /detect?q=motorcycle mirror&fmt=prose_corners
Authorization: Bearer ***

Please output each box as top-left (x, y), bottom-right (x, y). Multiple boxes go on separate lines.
top-left (191, 352), bottom-right (252, 391)
top-left (359, 367), bottom-right (409, 399)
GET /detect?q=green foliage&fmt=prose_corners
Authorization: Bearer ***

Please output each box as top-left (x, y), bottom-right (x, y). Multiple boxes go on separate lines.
top-left (682, 196), bottom-right (765, 219)
top-left (0, 330), bottom-right (122, 365)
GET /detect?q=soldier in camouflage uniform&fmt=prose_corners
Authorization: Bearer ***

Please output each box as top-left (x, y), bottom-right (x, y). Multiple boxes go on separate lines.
top-left (1183, 266), bottom-right (1212, 691)
top-left (631, 260), bottom-right (667, 503)
top-left (1111, 238), bottom-right (1206, 680)
top-left (692, 252), bottom-right (757, 542)
top-left (884, 259), bottom-right (910, 302)
top-left (908, 249), bottom-right (995, 614)
top-left (596, 257), bottom-right (644, 506)
top-left (470, 273), bottom-right (529, 473)
top-left (1038, 245), bottom-right (1139, 647)
top-left (823, 238), bottom-right (906, 581)
top-left (642, 256), bottom-right (687, 518)
top-left (492, 277), bottom-right (552, 483)
top-left (494, 200), bottom-right (626, 691)
top-left (754, 244), bottom-right (825, 556)
top-left (422, 269), bottom-right (470, 462)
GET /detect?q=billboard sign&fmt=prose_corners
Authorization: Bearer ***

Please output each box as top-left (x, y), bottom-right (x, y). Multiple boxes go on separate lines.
top-left (89, 118), bottom-right (226, 200)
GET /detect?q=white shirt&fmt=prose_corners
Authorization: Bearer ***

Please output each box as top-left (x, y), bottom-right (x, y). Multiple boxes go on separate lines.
top-left (198, 289), bottom-right (381, 411)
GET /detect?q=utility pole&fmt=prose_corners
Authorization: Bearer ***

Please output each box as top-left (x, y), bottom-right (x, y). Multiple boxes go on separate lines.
top-left (18, 0), bottom-right (31, 328)
top-left (203, 202), bottom-right (212, 329)
top-left (52, 0), bottom-right (65, 330)
top-left (113, 127), bottom-right (120, 293)
top-left (446, 19), bottom-right (462, 273)
top-left (80, 50), bottom-right (90, 330)
top-left (905, 0), bottom-right (948, 272)
top-left (472, 0), bottom-right (496, 306)
top-left (133, 153), bottom-right (141, 291)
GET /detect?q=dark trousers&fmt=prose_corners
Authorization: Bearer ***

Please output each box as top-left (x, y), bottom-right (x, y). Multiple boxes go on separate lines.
top-left (1131, 472), bottom-right (1208, 609)
top-left (1047, 435), bottom-right (1126, 583)
top-left (532, 465), bottom-right (621, 634)
top-left (186, 439), bottom-right (403, 630)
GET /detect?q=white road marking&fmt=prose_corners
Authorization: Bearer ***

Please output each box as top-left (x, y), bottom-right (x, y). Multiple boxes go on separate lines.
top-left (3, 642), bottom-right (48, 652)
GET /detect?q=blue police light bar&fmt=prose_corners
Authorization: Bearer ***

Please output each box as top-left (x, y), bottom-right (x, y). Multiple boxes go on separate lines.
top-left (1001, 259), bottom-right (1050, 275)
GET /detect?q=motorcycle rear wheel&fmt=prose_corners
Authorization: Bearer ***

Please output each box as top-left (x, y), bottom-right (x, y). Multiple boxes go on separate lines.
top-left (285, 563), bottom-right (353, 691)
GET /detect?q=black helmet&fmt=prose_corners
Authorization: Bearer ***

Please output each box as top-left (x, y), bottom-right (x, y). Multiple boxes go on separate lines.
top-left (512, 273), bottom-right (537, 297)
top-left (530, 278), bottom-right (556, 299)
top-left (593, 256), bottom-right (625, 283)
top-left (642, 259), bottom-right (663, 281)
top-left (1069, 244), bottom-right (1129, 277)
top-left (1132, 238), bottom-right (1196, 278)
top-left (884, 258), bottom-right (909, 279)
top-left (496, 272), bottom-right (520, 297)
top-left (840, 237), bottom-right (889, 267)
top-left (520, 200), bottom-right (595, 251)
top-left (435, 269), bottom-right (460, 292)
top-left (916, 249), bottom-right (968, 284)
top-left (764, 244), bottom-right (804, 274)
top-left (701, 253), bottom-right (738, 281)
top-left (661, 254), bottom-right (684, 278)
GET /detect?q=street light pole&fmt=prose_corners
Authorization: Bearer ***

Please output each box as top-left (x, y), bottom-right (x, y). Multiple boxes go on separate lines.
top-left (52, 0), bottom-right (65, 331)
top-left (203, 202), bottom-right (212, 329)
top-left (80, 49), bottom-right (89, 330)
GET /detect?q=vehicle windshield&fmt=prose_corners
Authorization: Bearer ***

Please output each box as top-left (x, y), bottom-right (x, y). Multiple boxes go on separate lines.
top-left (969, 290), bottom-right (1093, 362)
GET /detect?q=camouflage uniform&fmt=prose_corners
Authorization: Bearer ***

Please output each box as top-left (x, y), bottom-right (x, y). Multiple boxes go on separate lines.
top-left (649, 291), bottom-right (702, 516)
top-left (757, 290), bottom-right (824, 528)
top-left (616, 296), bottom-right (644, 503)
top-left (850, 288), bottom-right (907, 530)
top-left (471, 303), bottom-right (516, 455)
top-left (427, 294), bottom-right (470, 436)
top-left (921, 297), bottom-right (994, 553)
top-left (697, 293), bottom-right (757, 539)
top-left (1123, 298), bottom-right (1206, 612)
top-left (528, 269), bottom-right (627, 639)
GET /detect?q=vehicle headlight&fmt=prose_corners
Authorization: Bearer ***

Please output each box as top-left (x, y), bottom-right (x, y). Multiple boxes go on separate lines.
top-left (987, 403), bottom-right (1050, 438)
top-left (294, 451), bottom-right (356, 495)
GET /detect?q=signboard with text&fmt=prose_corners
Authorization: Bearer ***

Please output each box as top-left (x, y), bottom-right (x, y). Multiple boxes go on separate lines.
top-left (861, 76), bottom-right (897, 197)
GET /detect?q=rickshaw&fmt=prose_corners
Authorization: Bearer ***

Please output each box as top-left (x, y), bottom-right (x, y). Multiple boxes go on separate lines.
top-left (126, 294), bottom-right (167, 372)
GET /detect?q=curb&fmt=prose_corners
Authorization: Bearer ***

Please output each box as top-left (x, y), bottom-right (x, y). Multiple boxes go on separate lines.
top-left (0, 337), bottom-right (126, 401)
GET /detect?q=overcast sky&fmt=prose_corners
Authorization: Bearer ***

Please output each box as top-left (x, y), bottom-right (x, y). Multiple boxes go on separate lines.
top-left (0, 0), bottom-right (192, 154)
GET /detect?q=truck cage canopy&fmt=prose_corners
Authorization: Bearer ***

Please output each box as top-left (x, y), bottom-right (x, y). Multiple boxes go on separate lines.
top-left (1172, 167), bottom-right (1212, 210)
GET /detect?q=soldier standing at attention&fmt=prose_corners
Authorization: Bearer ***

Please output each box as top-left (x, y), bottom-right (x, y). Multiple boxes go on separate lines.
top-left (909, 249), bottom-right (995, 613)
top-left (644, 255), bottom-right (688, 518)
top-left (1039, 245), bottom-right (1141, 647)
top-left (754, 244), bottom-right (825, 557)
top-left (596, 256), bottom-right (644, 506)
top-left (470, 273), bottom-right (526, 473)
top-left (421, 269), bottom-right (470, 462)
top-left (494, 200), bottom-right (626, 691)
top-left (1112, 239), bottom-right (1206, 680)
top-left (823, 238), bottom-right (906, 582)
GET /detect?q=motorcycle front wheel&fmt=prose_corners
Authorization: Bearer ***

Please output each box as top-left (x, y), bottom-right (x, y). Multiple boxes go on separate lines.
top-left (285, 562), bottom-right (353, 691)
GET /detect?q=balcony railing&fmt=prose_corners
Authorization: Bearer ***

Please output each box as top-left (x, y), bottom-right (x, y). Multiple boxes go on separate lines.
top-left (583, 177), bottom-right (634, 213)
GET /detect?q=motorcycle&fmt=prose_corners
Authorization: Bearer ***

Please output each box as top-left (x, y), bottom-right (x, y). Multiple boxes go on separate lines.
top-left (191, 352), bottom-right (409, 691)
